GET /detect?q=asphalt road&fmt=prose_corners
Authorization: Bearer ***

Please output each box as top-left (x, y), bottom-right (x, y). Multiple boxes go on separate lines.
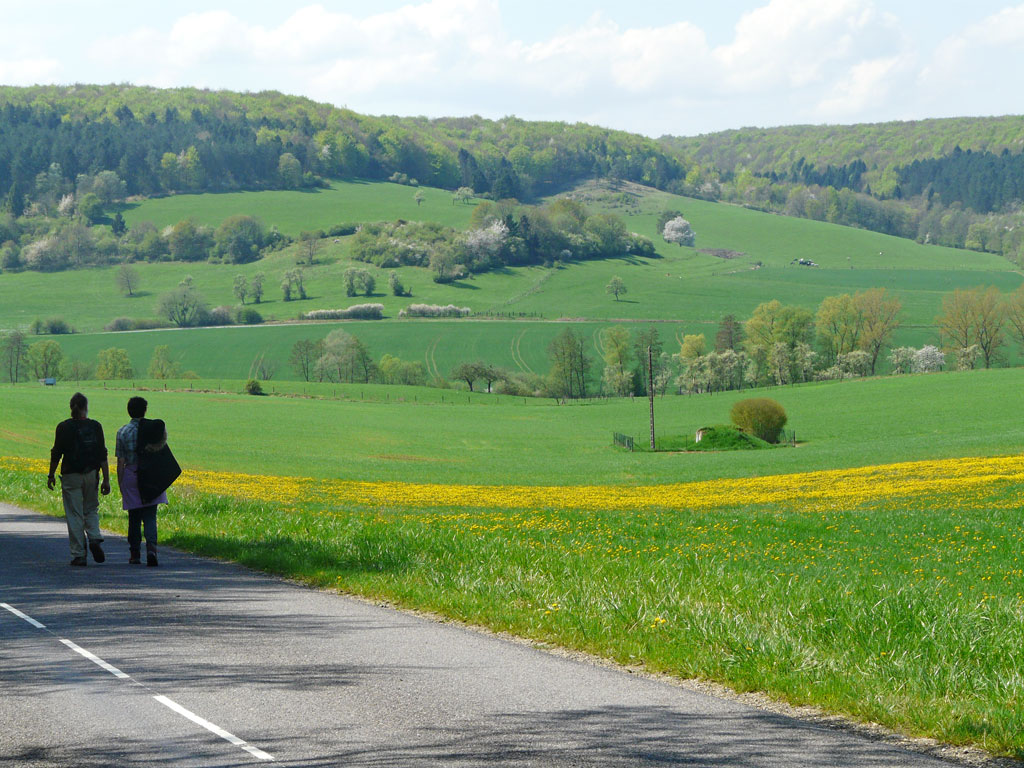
top-left (0, 502), bottom-right (963, 767)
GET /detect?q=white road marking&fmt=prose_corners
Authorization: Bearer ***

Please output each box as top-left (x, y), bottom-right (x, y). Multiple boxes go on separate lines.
top-left (154, 696), bottom-right (275, 762)
top-left (2, 600), bottom-right (274, 762)
top-left (1, 601), bottom-right (46, 628)
top-left (59, 638), bottom-right (131, 679)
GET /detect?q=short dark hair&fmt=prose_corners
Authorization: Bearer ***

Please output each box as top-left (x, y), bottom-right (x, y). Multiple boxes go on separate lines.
top-left (127, 396), bottom-right (148, 418)
top-left (69, 392), bottom-right (88, 417)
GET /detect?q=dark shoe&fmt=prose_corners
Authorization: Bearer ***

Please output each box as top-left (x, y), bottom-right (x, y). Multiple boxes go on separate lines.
top-left (147, 553), bottom-right (158, 567)
top-left (88, 540), bottom-right (105, 564)
top-left (129, 555), bottom-right (141, 564)
top-left (70, 557), bottom-right (87, 567)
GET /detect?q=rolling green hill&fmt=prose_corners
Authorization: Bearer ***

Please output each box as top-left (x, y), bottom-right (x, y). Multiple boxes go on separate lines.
top-left (5, 179), bottom-right (1022, 382)
top-left (4, 179), bottom-right (1016, 332)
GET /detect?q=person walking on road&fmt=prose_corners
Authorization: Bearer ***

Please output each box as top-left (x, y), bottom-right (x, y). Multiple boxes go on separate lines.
top-left (47, 392), bottom-right (110, 566)
top-left (116, 397), bottom-right (168, 567)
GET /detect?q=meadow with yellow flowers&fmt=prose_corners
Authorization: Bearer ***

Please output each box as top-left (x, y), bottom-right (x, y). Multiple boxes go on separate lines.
top-left (1, 448), bottom-right (1022, 755)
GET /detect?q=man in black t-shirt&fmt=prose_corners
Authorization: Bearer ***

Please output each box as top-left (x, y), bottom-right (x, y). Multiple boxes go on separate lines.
top-left (48, 392), bottom-right (111, 566)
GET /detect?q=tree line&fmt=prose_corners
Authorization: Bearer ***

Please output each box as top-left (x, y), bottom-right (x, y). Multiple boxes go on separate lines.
top-left (6, 283), bottom-right (1024, 387)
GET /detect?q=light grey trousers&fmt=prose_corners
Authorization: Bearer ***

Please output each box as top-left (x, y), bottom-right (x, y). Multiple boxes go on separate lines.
top-left (60, 471), bottom-right (103, 558)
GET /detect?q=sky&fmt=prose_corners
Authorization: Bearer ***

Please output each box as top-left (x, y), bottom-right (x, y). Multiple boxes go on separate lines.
top-left (1, 0), bottom-right (1022, 136)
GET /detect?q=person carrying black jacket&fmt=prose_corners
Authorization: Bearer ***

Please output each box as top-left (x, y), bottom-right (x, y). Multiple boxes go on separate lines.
top-left (115, 397), bottom-right (173, 566)
top-left (48, 392), bottom-right (111, 566)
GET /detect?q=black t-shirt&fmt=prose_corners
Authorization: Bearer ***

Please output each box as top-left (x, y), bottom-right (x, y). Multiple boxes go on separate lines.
top-left (51, 418), bottom-right (108, 475)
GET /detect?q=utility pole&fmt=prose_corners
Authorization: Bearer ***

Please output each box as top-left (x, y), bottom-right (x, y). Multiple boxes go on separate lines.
top-left (648, 345), bottom-right (655, 450)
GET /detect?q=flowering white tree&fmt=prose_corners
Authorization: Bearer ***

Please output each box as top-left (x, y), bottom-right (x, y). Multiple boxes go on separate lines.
top-left (888, 346), bottom-right (915, 374)
top-left (662, 216), bottom-right (696, 247)
top-left (912, 345), bottom-right (946, 373)
top-left (955, 345), bottom-right (981, 371)
top-left (836, 350), bottom-right (871, 377)
top-left (464, 220), bottom-right (508, 265)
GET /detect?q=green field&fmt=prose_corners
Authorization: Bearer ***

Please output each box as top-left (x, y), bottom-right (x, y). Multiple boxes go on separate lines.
top-left (120, 180), bottom-right (476, 234)
top-left (3, 180), bottom-right (1018, 341)
top-left (3, 368), bottom-right (1022, 485)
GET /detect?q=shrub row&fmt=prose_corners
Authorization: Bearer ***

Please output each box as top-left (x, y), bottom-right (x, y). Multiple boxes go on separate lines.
top-left (398, 304), bottom-right (471, 318)
top-left (303, 304), bottom-right (385, 321)
top-left (104, 317), bottom-right (172, 332)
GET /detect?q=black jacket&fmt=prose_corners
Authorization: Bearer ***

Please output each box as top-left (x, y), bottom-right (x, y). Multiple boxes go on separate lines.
top-left (137, 418), bottom-right (181, 504)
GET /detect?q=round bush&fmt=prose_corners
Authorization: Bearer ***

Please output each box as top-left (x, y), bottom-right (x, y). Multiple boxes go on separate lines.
top-left (105, 317), bottom-right (134, 332)
top-left (730, 398), bottom-right (788, 444)
top-left (236, 307), bottom-right (264, 325)
top-left (244, 379), bottom-right (264, 396)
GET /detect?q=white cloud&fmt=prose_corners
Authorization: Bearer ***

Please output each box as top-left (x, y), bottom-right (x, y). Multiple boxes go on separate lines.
top-left (815, 54), bottom-right (913, 119)
top-left (0, 57), bottom-right (61, 85)
top-left (918, 4), bottom-right (1024, 115)
top-left (714, 0), bottom-right (904, 90)
top-left (82, 0), bottom-right (928, 134)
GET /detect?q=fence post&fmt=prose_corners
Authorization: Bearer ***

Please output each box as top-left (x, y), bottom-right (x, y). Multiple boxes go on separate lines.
top-left (648, 346), bottom-right (656, 451)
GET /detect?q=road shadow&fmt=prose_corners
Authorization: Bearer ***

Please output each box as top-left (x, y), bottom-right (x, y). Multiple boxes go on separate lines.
top-left (0, 706), bottom-right (960, 767)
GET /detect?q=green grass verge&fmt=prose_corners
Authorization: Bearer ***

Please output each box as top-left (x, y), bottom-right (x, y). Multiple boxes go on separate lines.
top-left (2, 464), bottom-right (1021, 758)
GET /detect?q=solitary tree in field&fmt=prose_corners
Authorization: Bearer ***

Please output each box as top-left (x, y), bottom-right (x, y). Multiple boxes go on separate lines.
top-left (282, 268), bottom-right (307, 301)
top-left (662, 216), bottom-right (696, 247)
top-left (233, 274), bottom-right (249, 305)
top-left (453, 187), bottom-right (473, 205)
top-left (606, 276), bottom-right (627, 301)
top-left (250, 272), bottom-right (265, 304)
top-left (388, 270), bottom-right (406, 297)
top-left (343, 267), bottom-right (375, 297)
top-left (414, 190), bottom-right (425, 207)
top-left (299, 231), bottom-right (321, 265)
top-left (157, 282), bottom-right (207, 327)
top-left (116, 264), bottom-right (141, 297)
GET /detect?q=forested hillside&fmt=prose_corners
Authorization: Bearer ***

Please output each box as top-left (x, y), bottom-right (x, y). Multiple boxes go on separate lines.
top-left (659, 117), bottom-right (1024, 263)
top-left (0, 84), bottom-right (685, 208)
top-left (2, 84), bottom-right (1024, 268)
top-left (660, 116), bottom-right (1024, 192)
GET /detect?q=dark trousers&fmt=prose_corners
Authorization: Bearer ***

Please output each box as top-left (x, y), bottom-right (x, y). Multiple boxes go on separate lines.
top-left (127, 505), bottom-right (158, 558)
